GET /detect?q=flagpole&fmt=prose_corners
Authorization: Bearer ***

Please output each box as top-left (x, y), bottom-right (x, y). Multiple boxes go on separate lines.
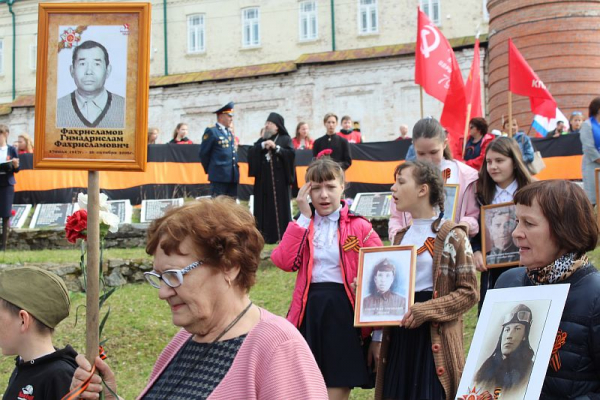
top-left (508, 91), bottom-right (513, 138)
top-left (462, 103), bottom-right (472, 158)
top-left (420, 86), bottom-right (424, 118)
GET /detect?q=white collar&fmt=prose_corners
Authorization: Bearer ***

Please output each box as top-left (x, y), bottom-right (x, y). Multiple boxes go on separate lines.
top-left (315, 205), bottom-right (342, 223)
top-left (495, 179), bottom-right (518, 196)
top-left (216, 122), bottom-right (229, 131)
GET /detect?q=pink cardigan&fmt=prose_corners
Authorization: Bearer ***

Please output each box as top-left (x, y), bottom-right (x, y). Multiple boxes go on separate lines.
top-left (137, 308), bottom-right (328, 399)
top-left (388, 159), bottom-right (480, 241)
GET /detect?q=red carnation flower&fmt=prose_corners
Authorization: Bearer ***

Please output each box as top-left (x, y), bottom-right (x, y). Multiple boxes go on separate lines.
top-left (65, 209), bottom-right (88, 244)
top-left (10, 209), bottom-right (16, 216)
top-left (316, 149), bottom-right (333, 159)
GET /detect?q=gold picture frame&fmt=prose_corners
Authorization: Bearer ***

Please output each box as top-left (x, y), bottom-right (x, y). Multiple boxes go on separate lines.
top-left (481, 202), bottom-right (520, 269)
top-left (354, 246), bottom-right (417, 327)
top-left (34, 2), bottom-right (151, 171)
top-left (444, 183), bottom-right (459, 221)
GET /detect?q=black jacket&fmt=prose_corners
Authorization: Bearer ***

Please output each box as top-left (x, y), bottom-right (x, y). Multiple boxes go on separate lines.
top-left (3, 345), bottom-right (78, 400)
top-left (496, 265), bottom-right (600, 400)
top-left (312, 134), bottom-right (352, 170)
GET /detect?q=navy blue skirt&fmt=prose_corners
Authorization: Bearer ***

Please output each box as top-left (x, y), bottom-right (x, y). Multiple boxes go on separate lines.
top-left (382, 291), bottom-right (445, 400)
top-left (0, 185), bottom-right (14, 218)
top-left (299, 282), bottom-right (371, 388)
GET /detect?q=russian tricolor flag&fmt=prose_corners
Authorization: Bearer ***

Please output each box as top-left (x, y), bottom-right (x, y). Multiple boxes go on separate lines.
top-left (531, 108), bottom-right (569, 137)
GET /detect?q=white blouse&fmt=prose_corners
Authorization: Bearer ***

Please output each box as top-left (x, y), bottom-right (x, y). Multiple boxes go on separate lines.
top-left (297, 206), bottom-right (344, 284)
top-left (492, 179), bottom-right (518, 204)
top-left (401, 217), bottom-right (443, 292)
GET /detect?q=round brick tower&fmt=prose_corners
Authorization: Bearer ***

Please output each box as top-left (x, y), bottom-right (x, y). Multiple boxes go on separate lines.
top-left (487, 0), bottom-right (600, 132)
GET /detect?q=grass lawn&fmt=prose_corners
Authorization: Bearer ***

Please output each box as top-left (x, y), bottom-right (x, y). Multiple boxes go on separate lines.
top-left (0, 246), bottom-right (598, 399)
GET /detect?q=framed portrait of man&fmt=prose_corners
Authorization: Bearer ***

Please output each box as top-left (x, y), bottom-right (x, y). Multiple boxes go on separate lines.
top-left (481, 202), bottom-right (520, 269)
top-left (354, 246), bottom-right (416, 327)
top-left (444, 184), bottom-right (459, 221)
top-left (456, 285), bottom-right (569, 400)
top-left (34, 3), bottom-right (151, 171)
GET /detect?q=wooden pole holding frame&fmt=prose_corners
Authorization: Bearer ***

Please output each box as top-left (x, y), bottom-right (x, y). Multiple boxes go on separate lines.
top-left (86, 171), bottom-right (100, 364)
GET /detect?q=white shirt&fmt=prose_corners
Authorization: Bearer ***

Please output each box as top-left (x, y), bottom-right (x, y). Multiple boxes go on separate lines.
top-left (75, 89), bottom-right (108, 122)
top-left (493, 179), bottom-right (518, 204)
top-left (401, 217), bottom-right (442, 292)
top-left (297, 206), bottom-right (344, 284)
top-left (0, 146), bottom-right (7, 175)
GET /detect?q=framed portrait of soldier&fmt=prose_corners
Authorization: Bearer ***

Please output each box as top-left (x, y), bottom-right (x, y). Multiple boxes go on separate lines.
top-left (354, 246), bottom-right (416, 327)
top-left (34, 3), bottom-right (151, 171)
top-left (481, 202), bottom-right (520, 269)
top-left (456, 285), bottom-right (569, 400)
top-left (444, 184), bottom-right (459, 222)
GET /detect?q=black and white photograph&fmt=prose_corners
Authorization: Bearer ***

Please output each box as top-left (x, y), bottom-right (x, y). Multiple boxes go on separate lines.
top-left (56, 25), bottom-right (127, 129)
top-left (456, 285), bottom-right (569, 400)
top-left (482, 202), bottom-right (520, 268)
top-left (355, 246), bottom-right (416, 327)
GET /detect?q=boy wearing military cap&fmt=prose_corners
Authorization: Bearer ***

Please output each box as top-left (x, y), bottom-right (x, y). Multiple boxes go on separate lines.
top-left (199, 101), bottom-right (240, 197)
top-left (0, 267), bottom-right (77, 399)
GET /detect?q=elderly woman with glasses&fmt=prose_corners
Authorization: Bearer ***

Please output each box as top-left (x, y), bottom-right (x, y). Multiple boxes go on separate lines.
top-left (70, 197), bottom-right (328, 400)
top-left (496, 180), bottom-right (600, 399)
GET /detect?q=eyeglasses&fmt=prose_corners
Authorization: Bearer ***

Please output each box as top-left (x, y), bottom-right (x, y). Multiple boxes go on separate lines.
top-left (502, 310), bottom-right (532, 325)
top-left (144, 260), bottom-right (206, 289)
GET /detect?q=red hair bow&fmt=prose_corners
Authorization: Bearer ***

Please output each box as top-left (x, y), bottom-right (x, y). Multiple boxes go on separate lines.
top-left (316, 149), bottom-right (333, 159)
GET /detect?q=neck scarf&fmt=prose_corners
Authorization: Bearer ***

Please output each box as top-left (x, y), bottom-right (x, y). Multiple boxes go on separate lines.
top-left (527, 252), bottom-right (589, 285)
top-left (590, 117), bottom-right (600, 151)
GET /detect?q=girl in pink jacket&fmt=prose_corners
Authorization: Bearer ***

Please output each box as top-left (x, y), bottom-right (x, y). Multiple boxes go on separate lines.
top-left (388, 117), bottom-right (480, 242)
top-left (271, 157), bottom-right (382, 400)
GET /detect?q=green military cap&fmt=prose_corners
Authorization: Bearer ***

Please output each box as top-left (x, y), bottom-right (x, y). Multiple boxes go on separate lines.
top-left (0, 267), bottom-right (70, 328)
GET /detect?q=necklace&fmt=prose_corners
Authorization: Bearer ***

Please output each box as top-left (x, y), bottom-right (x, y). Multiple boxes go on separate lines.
top-left (151, 301), bottom-right (254, 398)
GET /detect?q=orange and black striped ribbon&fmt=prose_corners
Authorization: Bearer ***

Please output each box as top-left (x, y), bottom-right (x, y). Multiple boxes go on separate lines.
top-left (61, 346), bottom-right (107, 400)
top-left (442, 168), bottom-right (451, 182)
top-left (417, 237), bottom-right (435, 257)
top-left (343, 236), bottom-right (360, 253)
top-left (550, 329), bottom-right (567, 372)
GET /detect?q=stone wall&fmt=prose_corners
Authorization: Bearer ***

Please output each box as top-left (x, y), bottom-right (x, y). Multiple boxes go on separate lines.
top-left (7, 223), bottom-right (149, 251)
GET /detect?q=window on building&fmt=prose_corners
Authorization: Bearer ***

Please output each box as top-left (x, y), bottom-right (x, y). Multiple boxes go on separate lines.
top-left (0, 39), bottom-right (3, 75)
top-left (242, 7), bottom-right (260, 47)
top-left (187, 14), bottom-right (205, 53)
top-left (420, 0), bottom-right (440, 25)
top-left (30, 43), bottom-right (37, 71)
top-left (358, 0), bottom-right (378, 34)
top-left (299, 1), bottom-right (318, 41)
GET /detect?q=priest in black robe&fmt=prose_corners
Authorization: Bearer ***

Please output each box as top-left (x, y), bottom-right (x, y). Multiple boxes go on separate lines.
top-left (248, 112), bottom-right (296, 244)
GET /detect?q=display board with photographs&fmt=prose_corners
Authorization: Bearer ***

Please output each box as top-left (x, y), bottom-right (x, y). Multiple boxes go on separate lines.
top-left (354, 246), bottom-right (416, 327)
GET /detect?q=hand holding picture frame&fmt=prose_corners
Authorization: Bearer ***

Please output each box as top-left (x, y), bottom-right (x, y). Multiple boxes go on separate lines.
top-left (354, 246), bottom-right (417, 327)
top-left (481, 202), bottom-right (520, 269)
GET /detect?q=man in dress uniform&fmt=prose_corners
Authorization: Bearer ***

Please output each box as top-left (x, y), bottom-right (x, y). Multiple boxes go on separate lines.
top-left (199, 102), bottom-right (239, 197)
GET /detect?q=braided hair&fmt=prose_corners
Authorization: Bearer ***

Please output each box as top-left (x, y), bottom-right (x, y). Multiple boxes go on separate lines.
top-left (394, 160), bottom-right (446, 232)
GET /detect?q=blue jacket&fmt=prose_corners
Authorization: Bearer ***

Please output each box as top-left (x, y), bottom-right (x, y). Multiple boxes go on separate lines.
top-left (496, 266), bottom-right (600, 399)
top-left (0, 146), bottom-right (19, 187)
top-left (199, 124), bottom-right (239, 183)
top-left (514, 131), bottom-right (535, 164)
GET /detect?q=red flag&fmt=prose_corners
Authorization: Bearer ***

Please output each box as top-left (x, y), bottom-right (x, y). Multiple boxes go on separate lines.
top-left (465, 39), bottom-right (482, 118)
top-left (508, 38), bottom-right (556, 119)
top-left (440, 53), bottom-right (467, 160)
top-left (415, 9), bottom-right (454, 102)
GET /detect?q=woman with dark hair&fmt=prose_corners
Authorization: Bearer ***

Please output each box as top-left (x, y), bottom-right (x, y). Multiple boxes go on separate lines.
top-left (496, 180), bottom-right (600, 399)
top-left (579, 96), bottom-right (600, 204)
top-left (473, 137), bottom-right (532, 310)
top-left (463, 117), bottom-right (495, 171)
top-left (474, 304), bottom-right (535, 396)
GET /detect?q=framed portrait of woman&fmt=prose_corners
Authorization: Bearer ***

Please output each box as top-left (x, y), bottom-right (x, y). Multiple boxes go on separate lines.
top-left (481, 202), bottom-right (520, 269)
top-left (456, 285), bottom-right (569, 400)
top-left (34, 3), bottom-right (151, 171)
top-left (354, 246), bottom-right (416, 327)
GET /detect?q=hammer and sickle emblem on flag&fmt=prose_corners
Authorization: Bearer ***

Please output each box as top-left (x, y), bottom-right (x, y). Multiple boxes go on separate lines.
top-left (420, 24), bottom-right (440, 59)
